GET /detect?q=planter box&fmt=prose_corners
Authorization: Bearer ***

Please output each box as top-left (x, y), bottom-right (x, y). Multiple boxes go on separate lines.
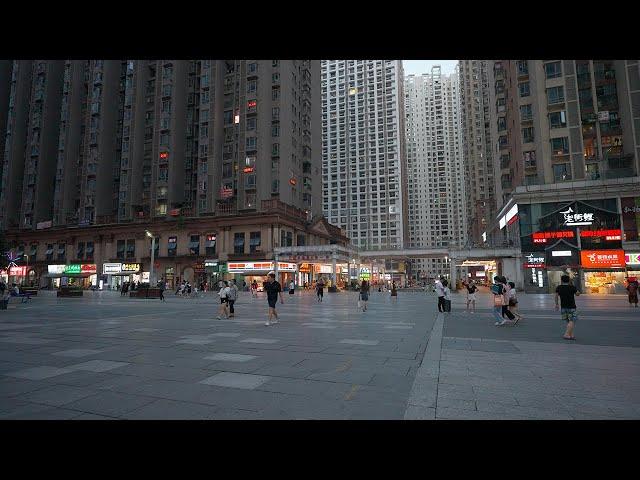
top-left (129, 288), bottom-right (162, 299)
top-left (57, 288), bottom-right (83, 297)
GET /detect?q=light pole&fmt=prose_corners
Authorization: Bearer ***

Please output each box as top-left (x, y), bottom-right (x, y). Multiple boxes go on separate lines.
top-left (146, 230), bottom-right (156, 286)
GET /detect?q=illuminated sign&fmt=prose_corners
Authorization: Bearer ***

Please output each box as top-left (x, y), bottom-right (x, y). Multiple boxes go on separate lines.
top-left (8, 266), bottom-right (27, 276)
top-left (580, 229), bottom-right (622, 241)
top-left (524, 254), bottom-right (545, 268)
top-left (243, 167), bottom-right (255, 173)
top-left (505, 204), bottom-right (518, 222)
top-left (169, 208), bottom-right (181, 216)
top-left (475, 271), bottom-right (486, 277)
top-left (204, 260), bottom-right (218, 267)
top-left (168, 236), bottom-right (177, 243)
top-left (499, 204), bottom-right (518, 230)
top-left (499, 216), bottom-right (507, 229)
top-left (299, 263), bottom-right (311, 273)
top-left (482, 232), bottom-right (487, 242)
top-left (626, 253), bottom-right (640, 265)
top-left (581, 250), bottom-right (626, 268)
top-left (36, 220), bottom-right (52, 230)
top-left (227, 262), bottom-right (297, 273)
top-left (122, 263), bottom-right (141, 273)
top-left (103, 263), bottom-right (123, 274)
top-left (560, 207), bottom-right (594, 226)
top-left (48, 265), bottom-right (66, 275)
top-left (551, 251), bottom-right (572, 257)
top-left (159, 152), bottom-right (169, 160)
top-left (359, 267), bottom-right (371, 280)
top-left (623, 206), bottom-right (640, 214)
top-left (234, 114), bottom-right (240, 124)
top-left (220, 186), bottom-right (234, 199)
top-left (532, 231), bottom-right (574, 243)
top-left (289, 177), bottom-right (297, 186)
top-left (247, 100), bottom-right (257, 108)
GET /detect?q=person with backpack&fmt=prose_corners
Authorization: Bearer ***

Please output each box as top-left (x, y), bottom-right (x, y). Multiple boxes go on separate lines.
top-left (359, 280), bottom-right (370, 312)
top-left (227, 279), bottom-right (239, 317)
top-left (496, 276), bottom-right (516, 323)
top-left (465, 280), bottom-right (477, 313)
top-left (442, 279), bottom-right (452, 313)
top-left (435, 277), bottom-right (446, 312)
top-left (555, 274), bottom-right (580, 340)
top-left (216, 281), bottom-right (231, 320)
top-left (491, 276), bottom-right (508, 326)
top-left (626, 278), bottom-right (639, 308)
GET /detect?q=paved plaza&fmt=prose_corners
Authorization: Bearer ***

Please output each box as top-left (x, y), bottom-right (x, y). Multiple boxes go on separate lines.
top-left (0, 287), bottom-right (639, 419)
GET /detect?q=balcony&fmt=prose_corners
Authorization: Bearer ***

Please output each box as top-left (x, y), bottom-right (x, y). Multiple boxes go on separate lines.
top-left (261, 199), bottom-right (308, 222)
top-left (597, 95), bottom-right (618, 111)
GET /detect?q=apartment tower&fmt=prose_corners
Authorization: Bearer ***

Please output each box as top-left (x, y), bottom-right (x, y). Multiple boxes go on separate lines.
top-left (321, 60), bottom-right (408, 250)
top-left (404, 66), bottom-right (466, 280)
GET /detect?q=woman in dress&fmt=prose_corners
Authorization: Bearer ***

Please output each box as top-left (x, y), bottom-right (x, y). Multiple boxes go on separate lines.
top-left (390, 281), bottom-right (398, 300)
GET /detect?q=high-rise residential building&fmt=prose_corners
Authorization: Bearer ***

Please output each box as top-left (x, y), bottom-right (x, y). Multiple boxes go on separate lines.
top-left (0, 60), bottom-right (349, 291)
top-left (321, 60), bottom-right (408, 250)
top-left (404, 66), bottom-right (466, 280)
top-left (490, 60), bottom-right (640, 217)
top-left (459, 60), bottom-right (495, 245)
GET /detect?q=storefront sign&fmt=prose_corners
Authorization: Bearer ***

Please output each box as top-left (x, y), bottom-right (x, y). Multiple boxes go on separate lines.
top-left (359, 267), bottom-right (371, 280)
top-left (625, 253), bottom-right (640, 265)
top-left (580, 250), bottom-right (626, 268)
top-left (499, 204), bottom-right (518, 230)
top-left (298, 263), bottom-right (311, 273)
top-left (194, 262), bottom-right (205, 273)
top-left (560, 207), bottom-right (594, 226)
top-left (8, 266), bottom-right (27, 276)
top-left (227, 262), bottom-right (297, 273)
top-left (580, 229), bottom-right (622, 240)
top-left (36, 220), bottom-right (52, 230)
top-left (551, 251), bottom-right (573, 257)
top-left (623, 206), bottom-right (640, 214)
top-left (524, 254), bottom-right (545, 268)
top-left (318, 265), bottom-right (334, 274)
top-left (532, 231), bottom-right (574, 243)
top-left (204, 259), bottom-right (218, 267)
top-left (103, 263), bottom-right (123, 274)
top-left (48, 265), bottom-right (66, 275)
top-left (121, 263), bottom-right (141, 273)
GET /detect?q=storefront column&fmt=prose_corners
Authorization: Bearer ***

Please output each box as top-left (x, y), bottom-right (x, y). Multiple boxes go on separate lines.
top-left (274, 253), bottom-right (279, 278)
top-left (449, 260), bottom-right (457, 290)
top-left (332, 254), bottom-right (337, 286)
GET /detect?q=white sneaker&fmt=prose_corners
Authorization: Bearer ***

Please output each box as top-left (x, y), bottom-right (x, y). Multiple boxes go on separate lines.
top-left (265, 321), bottom-right (271, 326)
top-left (272, 319), bottom-right (279, 324)
top-left (499, 320), bottom-right (508, 326)
top-left (216, 316), bottom-right (221, 320)
top-left (494, 322), bottom-right (501, 326)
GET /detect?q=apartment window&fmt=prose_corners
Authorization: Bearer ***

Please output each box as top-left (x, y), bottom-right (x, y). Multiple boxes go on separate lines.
top-left (86, 242), bottom-right (94, 260)
top-left (76, 242), bottom-right (84, 260)
top-left (245, 174), bottom-right (256, 189)
top-left (234, 233), bottom-right (245, 254)
top-left (272, 143), bottom-right (279, 156)
top-left (550, 137), bottom-right (569, 155)
top-left (126, 239), bottom-right (136, 259)
top-left (189, 235), bottom-right (200, 255)
top-left (522, 127), bottom-right (534, 143)
top-left (271, 125), bottom-right (279, 137)
top-left (247, 80), bottom-right (257, 94)
top-left (272, 87), bottom-right (280, 100)
top-left (248, 62), bottom-right (257, 74)
top-left (547, 86), bottom-right (565, 105)
top-left (523, 150), bottom-right (537, 168)
top-left (518, 82), bottom-right (530, 97)
top-left (245, 193), bottom-right (256, 209)
top-left (117, 240), bottom-right (125, 260)
top-left (167, 236), bottom-right (177, 257)
top-left (246, 117), bottom-right (256, 130)
top-left (158, 166), bottom-right (168, 181)
top-left (553, 163), bottom-right (572, 181)
top-left (520, 104), bottom-right (533, 121)
top-left (549, 110), bottom-right (567, 128)
top-left (205, 234), bottom-right (216, 256)
top-left (272, 60), bottom-right (279, 67)
top-left (249, 231), bottom-right (261, 253)
top-left (544, 61), bottom-right (562, 79)
top-left (30, 243), bottom-right (38, 258)
top-left (517, 60), bottom-right (528, 75)
top-left (246, 137), bottom-right (257, 150)
top-left (272, 73), bottom-right (280, 83)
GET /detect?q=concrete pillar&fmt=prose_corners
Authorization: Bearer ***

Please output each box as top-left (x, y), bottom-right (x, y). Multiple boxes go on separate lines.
top-left (332, 254), bottom-right (337, 287)
top-left (274, 252), bottom-right (279, 278)
top-left (449, 261), bottom-right (457, 290)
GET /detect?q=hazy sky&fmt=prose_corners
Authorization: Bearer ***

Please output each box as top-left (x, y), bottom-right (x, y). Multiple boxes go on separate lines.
top-left (403, 60), bottom-right (458, 76)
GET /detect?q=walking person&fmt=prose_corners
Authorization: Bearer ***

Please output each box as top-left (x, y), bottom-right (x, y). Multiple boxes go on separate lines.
top-left (465, 280), bottom-right (477, 313)
top-left (626, 277), bottom-right (639, 308)
top-left (216, 281), bottom-right (231, 320)
top-left (497, 276), bottom-right (516, 323)
top-left (435, 277), bottom-right (446, 312)
top-left (442, 280), bottom-right (452, 313)
top-left (264, 271), bottom-right (284, 326)
top-left (289, 279), bottom-right (295, 296)
top-left (227, 279), bottom-right (239, 318)
top-left (158, 279), bottom-right (166, 302)
top-left (491, 276), bottom-right (508, 326)
top-left (555, 274), bottom-right (580, 340)
top-left (390, 281), bottom-right (398, 301)
top-left (507, 281), bottom-right (523, 323)
top-left (359, 280), bottom-right (370, 312)
top-left (251, 279), bottom-right (258, 298)
top-left (316, 278), bottom-right (324, 303)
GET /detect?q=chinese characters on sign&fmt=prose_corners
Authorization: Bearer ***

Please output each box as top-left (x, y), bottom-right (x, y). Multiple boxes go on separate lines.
top-left (532, 231), bottom-right (574, 243)
top-left (580, 250), bottom-right (626, 268)
top-left (560, 207), bottom-right (595, 226)
top-left (524, 254), bottom-right (545, 268)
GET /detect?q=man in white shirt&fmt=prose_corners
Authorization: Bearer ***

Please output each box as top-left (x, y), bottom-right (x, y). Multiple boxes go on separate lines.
top-left (434, 277), bottom-right (446, 313)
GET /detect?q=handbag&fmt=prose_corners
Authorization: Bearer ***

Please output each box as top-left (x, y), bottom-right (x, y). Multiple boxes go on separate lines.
top-left (493, 295), bottom-right (504, 307)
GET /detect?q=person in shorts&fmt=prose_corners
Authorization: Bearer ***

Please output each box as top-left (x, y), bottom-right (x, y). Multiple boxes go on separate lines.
top-left (264, 271), bottom-right (284, 326)
top-left (216, 281), bottom-right (230, 320)
top-left (316, 278), bottom-right (324, 303)
top-left (555, 274), bottom-right (580, 340)
top-left (465, 280), bottom-right (477, 313)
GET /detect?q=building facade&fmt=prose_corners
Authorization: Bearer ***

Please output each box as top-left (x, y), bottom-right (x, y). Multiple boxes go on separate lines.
top-left (0, 60), bottom-right (338, 288)
top-left (320, 60), bottom-right (408, 251)
top-left (459, 60), bottom-right (496, 245)
top-left (404, 67), bottom-right (466, 281)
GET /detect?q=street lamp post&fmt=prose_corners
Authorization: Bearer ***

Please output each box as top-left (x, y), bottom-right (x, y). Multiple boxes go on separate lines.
top-left (146, 230), bottom-right (156, 286)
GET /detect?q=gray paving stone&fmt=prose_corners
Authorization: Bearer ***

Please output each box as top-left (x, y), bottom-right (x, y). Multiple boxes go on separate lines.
top-left (62, 391), bottom-right (157, 417)
top-left (5, 365), bottom-right (74, 380)
top-left (203, 353), bottom-right (258, 362)
top-left (199, 372), bottom-right (272, 390)
top-left (404, 404), bottom-right (436, 419)
top-left (209, 332), bottom-right (242, 338)
top-left (175, 339), bottom-right (214, 345)
top-left (240, 338), bottom-right (278, 344)
top-left (124, 398), bottom-right (221, 419)
top-left (52, 349), bottom-right (103, 358)
top-left (66, 360), bottom-right (130, 373)
top-left (20, 385), bottom-right (99, 407)
top-left (339, 339), bottom-right (380, 346)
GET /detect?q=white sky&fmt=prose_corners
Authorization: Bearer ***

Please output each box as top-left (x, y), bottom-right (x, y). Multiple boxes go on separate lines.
top-left (403, 60), bottom-right (459, 76)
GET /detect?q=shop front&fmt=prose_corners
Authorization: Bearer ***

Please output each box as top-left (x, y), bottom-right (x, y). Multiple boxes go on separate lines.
top-left (102, 262), bottom-right (143, 290)
top-left (522, 253), bottom-right (547, 293)
top-left (227, 261), bottom-right (297, 288)
top-left (626, 252), bottom-right (640, 280)
top-left (581, 249), bottom-right (627, 294)
top-left (204, 259), bottom-right (224, 290)
top-left (47, 264), bottom-right (97, 289)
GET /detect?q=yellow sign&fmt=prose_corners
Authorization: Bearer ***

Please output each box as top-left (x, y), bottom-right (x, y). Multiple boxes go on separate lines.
top-left (122, 263), bottom-right (141, 272)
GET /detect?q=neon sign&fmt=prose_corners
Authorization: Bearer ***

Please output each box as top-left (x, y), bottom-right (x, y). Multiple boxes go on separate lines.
top-left (560, 207), bottom-right (594, 226)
